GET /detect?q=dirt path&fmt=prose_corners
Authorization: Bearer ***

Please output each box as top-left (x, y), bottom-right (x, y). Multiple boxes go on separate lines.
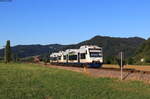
top-left (42, 64), bottom-right (150, 83)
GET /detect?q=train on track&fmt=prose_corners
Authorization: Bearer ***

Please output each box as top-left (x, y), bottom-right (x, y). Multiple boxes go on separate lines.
top-left (50, 45), bottom-right (103, 68)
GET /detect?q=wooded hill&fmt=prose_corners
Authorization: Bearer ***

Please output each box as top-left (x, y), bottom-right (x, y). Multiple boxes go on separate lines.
top-left (0, 36), bottom-right (145, 63)
top-left (134, 38), bottom-right (150, 64)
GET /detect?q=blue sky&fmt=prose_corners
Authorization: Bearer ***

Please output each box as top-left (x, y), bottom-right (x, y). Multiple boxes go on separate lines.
top-left (0, 0), bottom-right (150, 47)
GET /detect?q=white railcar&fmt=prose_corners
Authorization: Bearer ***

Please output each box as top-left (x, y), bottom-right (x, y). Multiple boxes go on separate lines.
top-left (50, 45), bottom-right (103, 67)
top-left (79, 45), bottom-right (103, 64)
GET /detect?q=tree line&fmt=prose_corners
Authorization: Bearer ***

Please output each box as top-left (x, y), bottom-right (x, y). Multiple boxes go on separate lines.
top-left (0, 40), bottom-right (49, 64)
top-left (1, 37), bottom-right (149, 65)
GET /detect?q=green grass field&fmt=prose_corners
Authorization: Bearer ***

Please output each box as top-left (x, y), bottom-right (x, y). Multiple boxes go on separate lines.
top-left (0, 63), bottom-right (150, 99)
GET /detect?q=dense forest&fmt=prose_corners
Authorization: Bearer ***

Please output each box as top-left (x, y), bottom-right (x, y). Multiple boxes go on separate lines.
top-left (134, 38), bottom-right (150, 64)
top-left (0, 35), bottom-right (145, 64)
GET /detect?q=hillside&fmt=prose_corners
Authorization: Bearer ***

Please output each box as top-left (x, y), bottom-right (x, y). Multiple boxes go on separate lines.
top-left (134, 38), bottom-right (150, 64)
top-left (76, 36), bottom-right (145, 58)
top-left (0, 36), bottom-right (145, 62)
top-left (0, 44), bottom-right (66, 58)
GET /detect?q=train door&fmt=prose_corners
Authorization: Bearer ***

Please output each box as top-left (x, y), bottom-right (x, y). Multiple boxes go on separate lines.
top-left (77, 53), bottom-right (80, 63)
top-left (66, 54), bottom-right (69, 63)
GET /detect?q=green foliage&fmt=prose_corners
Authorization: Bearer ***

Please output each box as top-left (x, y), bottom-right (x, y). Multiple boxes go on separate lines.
top-left (12, 53), bottom-right (19, 62)
top-left (0, 57), bottom-right (4, 61)
top-left (43, 54), bottom-right (49, 64)
top-left (127, 57), bottom-right (135, 65)
top-left (0, 63), bottom-right (150, 99)
top-left (134, 38), bottom-right (150, 64)
top-left (105, 56), bottom-right (116, 64)
top-left (19, 57), bottom-right (34, 62)
top-left (4, 40), bottom-right (12, 63)
top-left (115, 58), bottom-right (126, 68)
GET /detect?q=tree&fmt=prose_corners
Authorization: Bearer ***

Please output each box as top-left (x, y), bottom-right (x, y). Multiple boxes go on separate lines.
top-left (12, 53), bottom-right (19, 62)
top-left (115, 52), bottom-right (126, 68)
top-left (134, 38), bottom-right (150, 64)
top-left (19, 57), bottom-right (34, 63)
top-left (4, 40), bottom-right (12, 63)
top-left (127, 57), bottom-right (134, 65)
top-left (43, 54), bottom-right (49, 65)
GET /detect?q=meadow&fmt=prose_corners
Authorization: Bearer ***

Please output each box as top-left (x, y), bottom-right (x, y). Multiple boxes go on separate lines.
top-left (0, 63), bottom-right (150, 99)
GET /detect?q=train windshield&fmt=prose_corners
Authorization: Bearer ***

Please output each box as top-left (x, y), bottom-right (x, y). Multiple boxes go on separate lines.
top-left (89, 49), bottom-right (102, 57)
top-left (90, 52), bottom-right (101, 57)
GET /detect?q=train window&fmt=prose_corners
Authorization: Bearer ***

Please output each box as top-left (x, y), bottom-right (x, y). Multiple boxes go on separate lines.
top-left (80, 53), bottom-right (86, 59)
top-left (63, 55), bottom-right (67, 60)
top-left (52, 57), bottom-right (57, 61)
top-left (69, 55), bottom-right (77, 60)
top-left (58, 56), bottom-right (61, 60)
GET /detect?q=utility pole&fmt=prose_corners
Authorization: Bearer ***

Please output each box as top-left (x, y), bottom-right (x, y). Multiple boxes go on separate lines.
top-left (121, 51), bottom-right (123, 80)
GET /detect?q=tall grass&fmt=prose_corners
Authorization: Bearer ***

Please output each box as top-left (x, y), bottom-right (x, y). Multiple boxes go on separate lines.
top-left (0, 63), bottom-right (150, 99)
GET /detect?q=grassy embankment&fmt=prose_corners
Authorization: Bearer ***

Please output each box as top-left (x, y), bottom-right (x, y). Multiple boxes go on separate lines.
top-left (0, 63), bottom-right (150, 99)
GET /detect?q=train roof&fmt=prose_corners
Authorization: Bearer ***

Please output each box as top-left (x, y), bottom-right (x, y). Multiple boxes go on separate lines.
top-left (50, 45), bottom-right (102, 57)
top-left (66, 49), bottom-right (79, 54)
top-left (80, 45), bottom-right (101, 49)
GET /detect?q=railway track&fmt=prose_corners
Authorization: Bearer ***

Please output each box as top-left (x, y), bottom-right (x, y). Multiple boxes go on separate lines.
top-left (50, 63), bottom-right (150, 75)
top-left (100, 67), bottom-right (150, 74)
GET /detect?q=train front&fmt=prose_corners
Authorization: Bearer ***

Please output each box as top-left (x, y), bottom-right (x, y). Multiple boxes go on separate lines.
top-left (87, 46), bottom-right (103, 68)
